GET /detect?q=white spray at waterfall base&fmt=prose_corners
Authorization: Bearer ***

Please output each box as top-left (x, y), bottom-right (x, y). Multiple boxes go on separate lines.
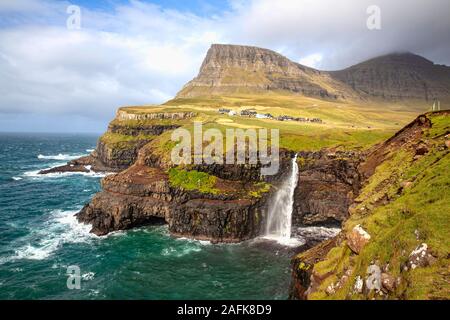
top-left (264, 154), bottom-right (303, 246)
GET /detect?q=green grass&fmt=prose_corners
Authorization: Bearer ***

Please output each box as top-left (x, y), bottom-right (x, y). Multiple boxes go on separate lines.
top-left (427, 112), bottom-right (450, 138)
top-left (248, 182), bottom-right (271, 198)
top-left (100, 132), bottom-right (154, 144)
top-left (113, 93), bottom-right (428, 155)
top-left (168, 167), bottom-right (219, 194)
top-left (99, 132), bottom-right (155, 152)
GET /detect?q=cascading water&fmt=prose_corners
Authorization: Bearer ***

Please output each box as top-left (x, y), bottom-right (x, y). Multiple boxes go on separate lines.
top-left (264, 154), bottom-right (300, 245)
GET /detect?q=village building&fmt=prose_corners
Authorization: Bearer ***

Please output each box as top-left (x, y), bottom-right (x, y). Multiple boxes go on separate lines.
top-left (255, 113), bottom-right (273, 119)
top-left (240, 109), bottom-right (257, 117)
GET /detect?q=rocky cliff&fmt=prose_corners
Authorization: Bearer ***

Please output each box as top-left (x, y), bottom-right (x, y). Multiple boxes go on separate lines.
top-left (39, 109), bottom-right (195, 174)
top-left (290, 111), bottom-right (450, 300)
top-left (76, 145), bottom-right (293, 242)
top-left (70, 105), bottom-right (295, 242)
top-left (292, 151), bottom-right (362, 227)
top-left (177, 44), bottom-right (450, 103)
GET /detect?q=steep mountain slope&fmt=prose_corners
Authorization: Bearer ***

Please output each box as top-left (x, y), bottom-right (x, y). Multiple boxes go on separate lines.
top-left (176, 44), bottom-right (358, 100)
top-left (331, 53), bottom-right (450, 102)
top-left (290, 111), bottom-right (450, 300)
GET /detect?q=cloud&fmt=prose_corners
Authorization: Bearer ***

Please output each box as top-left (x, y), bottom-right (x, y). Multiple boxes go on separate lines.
top-left (0, 0), bottom-right (449, 131)
top-left (0, 0), bottom-right (222, 126)
top-left (225, 0), bottom-right (450, 69)
top-left (299, 53), bottom-right (323, 69)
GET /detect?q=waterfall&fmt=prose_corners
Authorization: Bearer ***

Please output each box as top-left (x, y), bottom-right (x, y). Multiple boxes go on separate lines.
top-left (264, 154), bottom-right (300, 245)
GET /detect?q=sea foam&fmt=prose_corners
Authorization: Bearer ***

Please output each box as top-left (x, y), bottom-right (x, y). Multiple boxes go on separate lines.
top-left (37, 153), bottom-right (85, 161)
top-left (0, 210), bottom-right (96, 264)
top-left (23, 167), bottom-right (112, 179)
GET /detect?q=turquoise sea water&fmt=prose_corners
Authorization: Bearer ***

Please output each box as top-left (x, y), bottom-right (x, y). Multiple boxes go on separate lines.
top-left (0, 133), bottom-right (291, 299)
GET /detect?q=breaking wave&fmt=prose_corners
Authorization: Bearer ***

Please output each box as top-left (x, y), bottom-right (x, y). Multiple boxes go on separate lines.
top-left (0, 210), bottom-right (96, 264)
top-left (37, 153), bottom-right (85, 161)
top-left (23, 168), bottom-right (112, 179)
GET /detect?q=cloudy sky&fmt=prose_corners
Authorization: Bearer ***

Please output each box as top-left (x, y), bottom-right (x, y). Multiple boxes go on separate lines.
top-left (1, 0), bottom-right (449, 132)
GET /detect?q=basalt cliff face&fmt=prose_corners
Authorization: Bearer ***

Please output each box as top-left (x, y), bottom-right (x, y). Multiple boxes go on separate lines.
top-left (71, 107), bottom-right (296, 242)
top-left (292, 151), bottom-right (363, 227)
top-left (39, 110), bottom-right (195, 174)
top-left (177, 44), bottom-right (450, 103)
top-left (76, 130), bottom-right (294, 242)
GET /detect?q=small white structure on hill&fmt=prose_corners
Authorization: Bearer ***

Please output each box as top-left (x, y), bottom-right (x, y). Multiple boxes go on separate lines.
top-left (432, 99), bottom-right (441, 112)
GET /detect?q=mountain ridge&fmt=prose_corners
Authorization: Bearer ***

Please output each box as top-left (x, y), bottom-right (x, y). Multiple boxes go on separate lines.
top-left (176, 44), bottom-right (450, 104)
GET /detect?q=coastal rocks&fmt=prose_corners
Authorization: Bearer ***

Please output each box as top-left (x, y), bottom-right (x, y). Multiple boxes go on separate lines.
top-left (76, 163), bottom-right (271, 242)
top-left (40, 111), bottom-right (191, 176)
top-left (39, 163), bottom-right (90, 174)
top-left (38, 154), bottom-right (119, 175)
top-left (77, 192), bottom-right (169, 236)
top-left (346, 224), bottom-right (371, 254)
top-left (38, 138), bottom-right (151, 175)
top-left (77, 166), bottom-right (173, 235)
top-left (169, 198), bottom-right (265, 243)
top-left (292, 151), bottom-right (362, 226)
top-left (289, 236), bottom-right (340, 300)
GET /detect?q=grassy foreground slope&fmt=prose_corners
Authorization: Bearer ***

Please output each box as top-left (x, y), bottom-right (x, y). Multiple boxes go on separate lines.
top-left (294, 111), bottom-right (449, 300)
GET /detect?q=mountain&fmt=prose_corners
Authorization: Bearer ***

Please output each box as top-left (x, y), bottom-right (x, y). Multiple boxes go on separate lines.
top-left (330, 53), bottom-right (450, 101)
top-left (176, 44), bottom-right (358, 100)
top-left (176, 44), bottom-right (450, 103)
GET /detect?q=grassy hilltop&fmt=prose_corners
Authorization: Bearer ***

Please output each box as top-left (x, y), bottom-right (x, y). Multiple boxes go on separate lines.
top-left (106, 93), bottom-right (428, 156)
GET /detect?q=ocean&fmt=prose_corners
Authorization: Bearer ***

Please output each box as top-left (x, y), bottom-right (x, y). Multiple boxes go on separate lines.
top-left (0, 133), bottom-right (291, 299)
